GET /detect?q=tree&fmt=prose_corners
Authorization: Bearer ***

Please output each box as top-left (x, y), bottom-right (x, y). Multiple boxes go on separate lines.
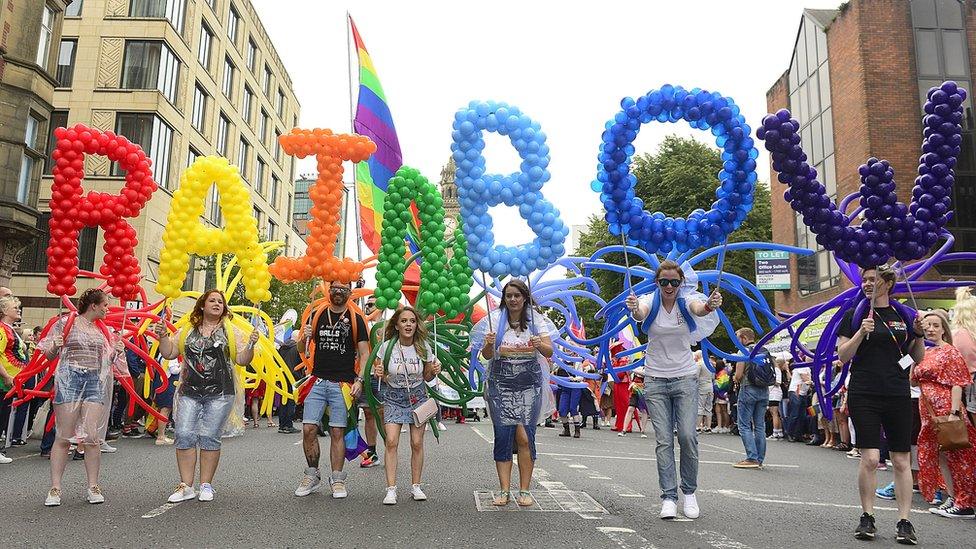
top-left (573, 135), bottom-right (773, 350)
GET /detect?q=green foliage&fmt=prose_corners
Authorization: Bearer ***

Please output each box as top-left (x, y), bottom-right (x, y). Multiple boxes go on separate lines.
top-left (573, 135), bottom-right (773, 350)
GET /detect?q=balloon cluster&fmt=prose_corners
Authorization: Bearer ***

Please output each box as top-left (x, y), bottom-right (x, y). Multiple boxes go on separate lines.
top-left (756, 81), bottom-right (965, 266)
top-left (157, 156), bottom-right (271, 303)
top-left (593, 85), bottom-right (758, 253)
top-left (270, 129), bottom-right (376, 283)
top-left (374, 166), bottom-right (472, 317)
top-left (451, 101), bottom-right (569, 277)
top-left (47, 124), bottom-right (157, 299)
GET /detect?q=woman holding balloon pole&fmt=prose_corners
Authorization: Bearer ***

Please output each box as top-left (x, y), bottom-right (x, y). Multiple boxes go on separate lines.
top-left (473, 279), bottom-right (556, 507)
top-left (155, 290), bottom-right (258, 504)
top-left (38, 289), bottom-right (126, 506)
top-left (626, 260), bottom-right (722, 520)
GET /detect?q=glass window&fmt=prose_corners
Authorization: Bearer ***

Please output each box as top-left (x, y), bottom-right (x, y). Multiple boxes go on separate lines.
top-left (222, 56), bottom-right (235, 98)
top-left (238, 137), bottom-right (250, 180)
top-left (270, 175), bottom-right (279, 208)
top-left (247, 38), bottom-right (257, 72)
top-left (37, 6), bottom-right (55, 67)
top-left (912, 0), bottom-right (937, 28)
top-left (267, 220), bottom-right (277, 241)
top-left (819, 66), bottom-right (831, 110)
top-left (56, 39), bottom-right (77, 87)
top-left (45, 110), bottom-right (68, 174)
top-left (823, 155), bottom-right (837, 198)
top-left (217, 112), bottom-right (230, 156)
top-left (227, 4), bottom-right (240, 44)
top-left (191, 83), bottom-right (208, 133)
top-left (253, 206), bottom-right (263, 226)
top-left (805, 17), bottom-right (818, 77)
top-left (915, 30), bottom-right (941, 75)
top-left (122, 41), bottom-right (180, 104)
top-left (65, 1), bottom-right (83, 17)
top-left (208, 184), bottom-right (222, 225)
top-left (255, 157), bottom-right (265, 192)
top-left (274, 129), bottom-right (281, 162)
top-left (17, 154), bottom-right (34, 204)
top-left (287, 191), bottom-right (292, 221)
top-left (112, 113), bottom-right (174, 190)
top-left (242, 86), bottom-right (253, 124)
top-left (801, 125), bottom-right (813, 159)
top-left (953, 175), bottom-right (976, 228)
top-left (25, 113), bottom-right (41, 150)
top-left (129, 0), bottom-right (186, 33)
top-left (187, 145), bottom-right (200, 168)
top-left (942, 31), bottom-right (967, 76)
top-left (797, 81), bottom-right (808, 123)
top-left (16, 213), bottom-right (97, 273)
top-left (816, 25), bottom-right (828, 66)
top-left (182, 257), bottom-right (196, 291)
top-left (277, 88), bottom-right (286, 117)
top-left (960, 132), bottom-right (974, 172)
top-left (263, 65), bottom-right (272, 95)
top-left (822, 108), bottom-right (834, 158)
top-left (259, 109), bottom-right (269, 145)
top-left (811, 118), bottom-right (824, 165)
top-left (796, 21), bottom-right (808, 82)
top-left (808, 72), bottom-right (820, 115)
top-left (198, 24), bottom-right (213, 70)
top-left (936, 0), bottom-right (963, 28)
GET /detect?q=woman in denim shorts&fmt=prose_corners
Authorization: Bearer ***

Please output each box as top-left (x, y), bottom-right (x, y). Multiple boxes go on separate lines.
top-left (473, 279), bottom-right (557, 508)
top-left (372, 306), bottom-right (440, 505)
top-left (38, 289), bottom-right (126, 507)
top-left (156, 290), bottom-right (258, 504)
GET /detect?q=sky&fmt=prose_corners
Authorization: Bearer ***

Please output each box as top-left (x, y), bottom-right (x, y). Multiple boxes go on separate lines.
top-left (251, 0), bottom-right (842, 271)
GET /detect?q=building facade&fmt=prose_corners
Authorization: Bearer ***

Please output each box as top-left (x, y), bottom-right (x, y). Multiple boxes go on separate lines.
top-left (12, 0), bottom-right (306, 327)
top-left (0, 0), bottom-right (71, 288)
top-left (767, 0), bottom-right (976, 314)
top-left (438, 157), bottom-right (459, 239)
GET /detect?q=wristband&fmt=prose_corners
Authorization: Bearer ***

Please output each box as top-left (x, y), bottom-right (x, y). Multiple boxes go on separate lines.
top-left (703, 303), bottom-right (714, 313)
top-left (354, 376), bottom-right (364, 384)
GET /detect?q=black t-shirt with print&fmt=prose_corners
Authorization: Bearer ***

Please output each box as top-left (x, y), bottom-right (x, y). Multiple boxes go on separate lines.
top-left (838, 306), bottom-right (917, 397)
top-left (312, 308), bottom-right (368, 382)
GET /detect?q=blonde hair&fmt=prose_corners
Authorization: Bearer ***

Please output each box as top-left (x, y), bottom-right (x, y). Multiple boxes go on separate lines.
top-left (0, 296), bottom-right (21, 317)
top-left (923, 309), bottom-right (953, 345)
top-left (952, 287), bottom-right (976, 343)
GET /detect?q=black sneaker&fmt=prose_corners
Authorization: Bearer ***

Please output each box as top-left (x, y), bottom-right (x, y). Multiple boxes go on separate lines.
top-left (854, 513), bottom-right (876, 540)
top-left (895, 519), bottom-right (917, 545)
top-left (72, 449), bottom-right (85, 461)
top-left (936, 505), bottom-right (976, 519)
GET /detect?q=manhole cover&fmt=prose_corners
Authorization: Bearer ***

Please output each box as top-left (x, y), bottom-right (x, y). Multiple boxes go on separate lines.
top-left (474, 490), bottom-right (609, 515)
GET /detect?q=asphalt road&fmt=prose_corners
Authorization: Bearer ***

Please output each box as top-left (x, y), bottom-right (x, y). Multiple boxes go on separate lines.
top-left (1, 418), bottom-right (973, 548)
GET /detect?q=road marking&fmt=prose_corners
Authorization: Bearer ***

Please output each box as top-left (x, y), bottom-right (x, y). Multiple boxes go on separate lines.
top-left (702, 489), bottom-right (927, 515)
top-left (699, 441), bottom-right (746, 456)
top-left (537, 452), bottom-right (799, 468)
top-left (611, 484), bottom-right (645, 498)
top-left (568, 464), bottom-right (588, 469)
top-left (597, 527), bottom-right (657, 549)
top-left (539, 481), bottom-right (568, 490)
top-left (589, 475), bottom-right (613, 480)
top-left (686, 530), bottom-right (752, 549)
top-left (470, 426), bottom-right (493, 444)
top-left (142, 502), bottom-right (179, 519)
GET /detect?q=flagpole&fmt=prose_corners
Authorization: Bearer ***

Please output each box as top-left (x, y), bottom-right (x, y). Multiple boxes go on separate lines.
top-left (347, 12), bottom-right (364, 263)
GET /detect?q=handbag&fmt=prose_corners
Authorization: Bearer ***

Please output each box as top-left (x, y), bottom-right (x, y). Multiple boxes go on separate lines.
top-left (396, 343), bottom-right (438, 428)
top-left (923, 394), bottom-right (972, 452)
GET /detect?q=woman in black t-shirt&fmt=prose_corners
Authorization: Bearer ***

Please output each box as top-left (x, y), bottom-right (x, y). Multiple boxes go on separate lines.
top-left (837, 266), bottom-right (925, 544)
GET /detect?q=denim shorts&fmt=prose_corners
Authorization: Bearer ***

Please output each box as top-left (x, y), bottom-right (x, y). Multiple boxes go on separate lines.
top-left (173, 393), bottom-right (235, 451)
top-left (382, 383), bottom-right (428, 425)
top-left (53, 367), bottom-right (105, 405)
top-left (302, 379), bottom-right (348, 429)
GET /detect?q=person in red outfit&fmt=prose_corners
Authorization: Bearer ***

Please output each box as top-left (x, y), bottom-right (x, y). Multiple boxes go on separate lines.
top-left (913, 309), bottom-right (976, 519)
top-left (610, 342), bottom-right (631, 432)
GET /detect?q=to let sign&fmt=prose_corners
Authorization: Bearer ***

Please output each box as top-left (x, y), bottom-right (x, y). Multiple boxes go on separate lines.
top-left (755, 250), bottom-right (791, 290)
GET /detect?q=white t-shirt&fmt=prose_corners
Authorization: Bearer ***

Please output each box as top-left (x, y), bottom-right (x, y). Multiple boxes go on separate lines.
top-left (769, 367), bottom-right (784, 401)
top-left (497, 326), bottom-right (538, 364)
top-left (639, 296), bottom-right (696, 378)
top-left (377, 340), bottom-right (433, 389)
top-left (789, 366), bottom-right (811, 394)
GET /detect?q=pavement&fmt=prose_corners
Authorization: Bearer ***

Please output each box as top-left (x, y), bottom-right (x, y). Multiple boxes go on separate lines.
top-left (1, 419), bottom-right (973, 548)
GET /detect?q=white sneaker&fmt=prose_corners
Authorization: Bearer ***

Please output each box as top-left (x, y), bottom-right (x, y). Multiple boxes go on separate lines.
top-left (87, 485), bottom-right (105, 504)
top-left (198, 483), bottom-right (215, 502)
top-left (660, 499), bottom-right (678, 519)
top-left (100, 441), bottom-right (117, 453)
top-left (294, 468), bottom-right (321, 497)
top-left (640, 433), bottom-right (648, 438)
top-left (411, 483), bottom-right (427, 501)
top-left (383, 486), bottom-right (397, 505)
top-left (0, 452), bottom-right (11, 464)
top-left (438, 422), bottom-right (447, 431)
top-left (330, 472), bottom-right (348, 499)
top-left (682, 493), bottom-right (700, 519)
top-left (167, 482), bottom-right (196, 503)
top-left (45, 487), bottom-right (62, 506)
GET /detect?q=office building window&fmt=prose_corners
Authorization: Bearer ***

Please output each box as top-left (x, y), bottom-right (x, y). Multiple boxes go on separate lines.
top-left (122, 40), bottom-right (180, 104)
top-left (187, 146), bottom-right (200, 168)
top-left (129, 0), bottom-right (186, 34)
top-left (274, 129), bottom-right (281, 162)
top-left (263, 64), bottom-right (272, 95)
top-left (217, 112), bottom-right (230, 156)
top-left (259, 109), bottom-right (269, 145)
top-left (255, 158), bottom-right (265, 193)
top-left (45, 110), bottom-right (69, 174)
top-left (191, 84), bottom-right (208, 133)
top-left (37, 6), bottom-right (55, 67)
top-left (242, 85), bottom-right (254, 124)
top-left (65, 1), bottom-right (83, 17)
top-left (56, 39), bottom-right (77, 87)
top-left (270, 175), bottom-right (279, 208)
top-left (253, 206), bottom-right (263, 232)
top-left (227, 4), bottom-right (240, 44)
top-left (17, 213), bottom-right (97, 273)
top-left (208, 184), bottom-right (222, 225)
top-left (18, 114), bottom-right (43, 204)
top-left (182, 256), bottom-right (196, 291)
top-left (247, 38), bottom-right (258, 72)
top-left (222, 56), bottom-right (235, 98)
top-left (112, 113), bottom-right (174, 190)
top-left (238, 137), bottom-right (250, 180)
top-left (267, 220), bottom-right (277, 241)
top-left (198, 23), bottom-right (213, 70)
top-left (277, 88), bottom-right (286, 116)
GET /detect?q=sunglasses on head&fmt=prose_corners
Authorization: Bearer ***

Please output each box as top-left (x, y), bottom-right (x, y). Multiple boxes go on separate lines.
top-left (657, 278), bottom-right (682, 288)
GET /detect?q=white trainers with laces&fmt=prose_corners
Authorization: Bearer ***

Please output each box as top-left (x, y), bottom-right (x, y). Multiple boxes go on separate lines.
top-left (198, 483), bottom-right (215, 502)
top-left (660, 499), bottom-right (677, 519)
top-left (411, 483), bottom-right (427, 501)
top-left (100, 441), bottom-right (117, 453)
top-left (0, 452), bottom-right (11, 464)
top-left (87, 485), bottom-right (105, 504)
top-left (294, 468), bottom-right (321, 497)
top-left (682, 493), bottom-right (700, 519)
top-left (167, 482), bottom-right (196, 503)
top-left (383, 486), bottom-right (397, 505)
top-left (330, 471), bottom-right (348, 499)
top-left (45, 487), bottom-right (62, 507)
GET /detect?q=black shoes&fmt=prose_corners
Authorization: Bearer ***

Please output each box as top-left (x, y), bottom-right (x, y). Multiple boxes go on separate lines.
top-left (278, 426), bottom-right (299, 434)
top-left (559, 424), bottom-right (571, 437)
top-left (573, 424), bottom-right (581, 438)
top-left (895, 519), bottom-right (917, 545)
top-left (854, 513), bottom-right (876, 540)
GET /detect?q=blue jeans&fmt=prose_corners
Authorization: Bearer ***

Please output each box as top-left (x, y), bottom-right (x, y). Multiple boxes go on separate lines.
top-left (646, 374), bottom-right (699, 501)
top-left (557, 387), bottom-right (582, 418)
top-left (301, 379), bottom-right (348, 428)
top-left (785, 391), bottom-right (811, 439)
top-left (173, 393), bottom-right (235, 451)
top-left (737, 385), bottom-right (769, 463)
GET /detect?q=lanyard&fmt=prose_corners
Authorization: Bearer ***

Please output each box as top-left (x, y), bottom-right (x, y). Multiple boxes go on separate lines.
top-left (874, 310), bottom-right (908, 354)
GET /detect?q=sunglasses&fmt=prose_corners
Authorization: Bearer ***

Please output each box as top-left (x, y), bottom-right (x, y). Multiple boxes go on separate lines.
top-left (330, 287), bottom-right (351, 294)
top-left (657, 278), bottom-right (682, 288)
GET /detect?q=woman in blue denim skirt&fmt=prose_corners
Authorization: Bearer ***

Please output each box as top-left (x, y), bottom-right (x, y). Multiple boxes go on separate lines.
top-left (626, 260), bottom-right (722, 520)
top-left (472, 279), bottom-right (556, 508)
top-left (372, 306), bottom-right (441, 505)
top-left (156, 290), bottom-right (258, 504)
top-left (39, 289), bottom-right (126, 507)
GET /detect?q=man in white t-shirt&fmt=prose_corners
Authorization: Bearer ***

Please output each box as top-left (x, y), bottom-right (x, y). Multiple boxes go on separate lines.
top-left (784, 365), bottom-right (812, 442)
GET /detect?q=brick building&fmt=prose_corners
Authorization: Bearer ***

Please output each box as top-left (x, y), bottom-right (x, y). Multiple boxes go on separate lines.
top-left (767, 0), bottom-right (976, 315)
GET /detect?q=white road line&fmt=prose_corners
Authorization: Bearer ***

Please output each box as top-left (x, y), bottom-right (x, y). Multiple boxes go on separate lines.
top-left (702, 489), bottom-right (927, 515)
top-left (539, 480), bottom-right (568, 490)
top-left (597, 527), bottom-right (658, 549)
top-left (141, 502), bottom-right (179, 519)
top-left (537, 452), bottom-right (799, 468)
top-left (589, 475), bottom-right (613, 480)
top-left (686, 529), bottom-right (752, 549)
top-left (611, 483), bottom-right (646, 498)
top-left (470, 426), bottom-right (493, 444)
top-left (568, 464), bottom-right (588, 469)
top-left (699, 441), bottom-right (746, 456)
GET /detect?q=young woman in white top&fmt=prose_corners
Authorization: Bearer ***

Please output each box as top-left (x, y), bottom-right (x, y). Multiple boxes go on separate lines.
top-left (373, 306), bottom-right (440, 505)
top-left (626, 260), bottom-right (722, 520)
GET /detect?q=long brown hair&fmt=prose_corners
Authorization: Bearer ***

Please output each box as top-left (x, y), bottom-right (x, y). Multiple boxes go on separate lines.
top-left (501, 279), bottom-right (534, 332)
top-left (189, 289), bottom-right (230, 329)
top-left (383, 306), bottom-right (429, 359)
